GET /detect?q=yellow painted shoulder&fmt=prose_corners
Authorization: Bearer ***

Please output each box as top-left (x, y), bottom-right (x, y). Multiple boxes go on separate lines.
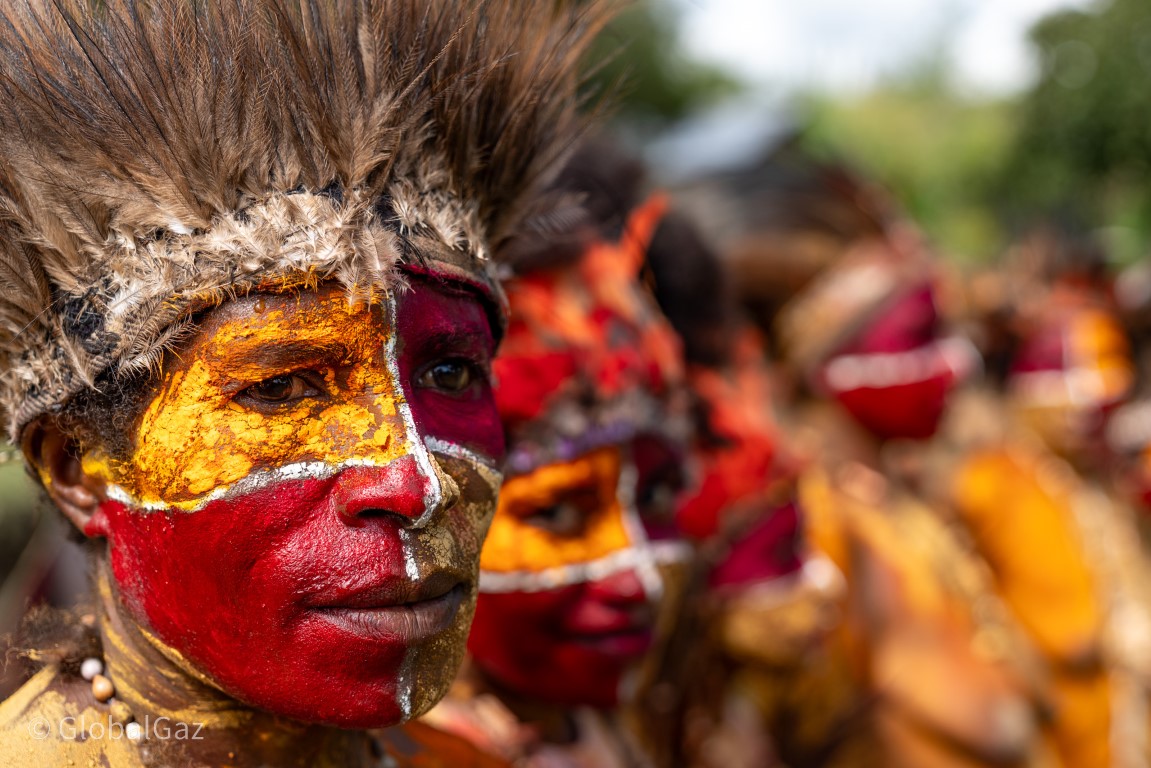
top-left (0, 665), bottom-right (146, 768)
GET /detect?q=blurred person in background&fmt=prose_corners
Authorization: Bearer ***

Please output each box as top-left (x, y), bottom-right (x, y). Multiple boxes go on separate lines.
top-left (953, 230), bottom-right (1151, 768)
top-left (643, 201), bottom-right (849, 768)
top-left (701, 142), bottom-right (1053, 768)
top-left (421, 140), bottom-right (694, 768)
top-left (1106, 258), bottom-right (1151, 527)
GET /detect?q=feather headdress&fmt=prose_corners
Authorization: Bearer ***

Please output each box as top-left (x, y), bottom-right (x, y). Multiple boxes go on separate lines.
top-left (0, 0), bottom-right (610, 438)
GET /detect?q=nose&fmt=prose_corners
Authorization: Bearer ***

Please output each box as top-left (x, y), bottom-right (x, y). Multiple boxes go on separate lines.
top-left (567, 568), bottom-right (658, 635)
top-left (330, 455), bottom-right (459, 526)
top-left (585, 568), bottom-right (648, 605)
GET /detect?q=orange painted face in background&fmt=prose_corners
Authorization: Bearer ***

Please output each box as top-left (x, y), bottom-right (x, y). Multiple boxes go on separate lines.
top-left (470, 442), bottom-right (686, 706)
top-left (73, 279), bottom-right (503, 728)
top-left (469, 197), bottom-right (691, 707)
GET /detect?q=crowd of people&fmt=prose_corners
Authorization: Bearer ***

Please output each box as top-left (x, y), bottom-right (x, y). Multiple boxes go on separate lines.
top-left (1, 1), bottom-right (1150, 767)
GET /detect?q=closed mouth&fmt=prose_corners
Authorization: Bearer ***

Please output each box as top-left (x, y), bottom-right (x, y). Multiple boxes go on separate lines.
top-left (571, 625), bottom-right (655, 658)
top-left (311, 582), bottom-right (468, 643)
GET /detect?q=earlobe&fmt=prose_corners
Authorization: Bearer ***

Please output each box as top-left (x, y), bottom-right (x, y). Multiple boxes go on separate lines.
top-left (21, 419), bottom-right (108, 537)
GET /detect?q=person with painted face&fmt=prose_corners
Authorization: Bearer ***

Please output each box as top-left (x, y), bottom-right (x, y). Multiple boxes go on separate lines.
top-left (715, 150), bottom-right (1049, 768)
top-left (0, 1), bottom-right (607, 765)
top-left (643, 208), bottom-right (847, 768)
top-left (953, 243), bottom-right (1151, 768)
top-left (422, 141), bottom-right (693, 767)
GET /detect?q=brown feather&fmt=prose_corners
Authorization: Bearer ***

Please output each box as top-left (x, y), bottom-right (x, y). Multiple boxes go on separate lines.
top-left (0, 0), bottom-right (614, 436)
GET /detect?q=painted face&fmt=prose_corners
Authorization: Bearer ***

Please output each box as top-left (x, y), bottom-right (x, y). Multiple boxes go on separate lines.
top-left (76, 280), bottom-right (503, 728)
top-left (676, 330), bottom-right (842, 665)
top-left (709, 501), bottom-right (844, 668)
top-left (493, 197), bottom-right (684, 474)
top-left (1008, 305), bottom-right (1133, 459)
top-left (471, 196), bottom-right (690, 707)
top-left (676, 330), bottom-right (782, 541)
top-left (819, 284), bottom-right (972, 440)
top-left (468, 443), bottom-right (687, 707)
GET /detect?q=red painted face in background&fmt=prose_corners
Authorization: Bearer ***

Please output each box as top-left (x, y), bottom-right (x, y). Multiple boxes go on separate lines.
top-left (818, 284), bottom-right (972, 441)
top-left (75, 280), bottom-right (503, 728)
top-left (469, 197), bottom-right (690, 708)
top-left (676, 329), bottom-right (843, 665)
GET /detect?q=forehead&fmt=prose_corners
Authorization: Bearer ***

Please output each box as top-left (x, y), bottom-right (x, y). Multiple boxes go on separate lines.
top-left (183, 279), bottom-right (493, 360)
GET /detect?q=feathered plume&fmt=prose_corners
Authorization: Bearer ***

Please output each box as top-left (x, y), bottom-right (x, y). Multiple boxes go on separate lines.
top-left (0, 0), bottom-right (611, 437)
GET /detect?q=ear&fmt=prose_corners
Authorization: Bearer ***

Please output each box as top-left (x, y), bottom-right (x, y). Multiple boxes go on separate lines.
top-left (22, 418), bottom-right (109, 537)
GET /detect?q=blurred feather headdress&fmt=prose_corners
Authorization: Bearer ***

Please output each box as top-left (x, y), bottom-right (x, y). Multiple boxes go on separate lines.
top-left (0, 0), bottom-right (609, 437)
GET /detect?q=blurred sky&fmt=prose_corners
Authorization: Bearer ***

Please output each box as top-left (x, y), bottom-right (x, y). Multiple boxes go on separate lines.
top-left (670, 0), bottom-right (1098, 96)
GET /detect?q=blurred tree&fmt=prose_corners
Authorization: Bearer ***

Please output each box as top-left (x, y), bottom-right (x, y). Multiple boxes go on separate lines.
top-left (583, 0), bottom-right (743, 129)
top-left (798, 57), bottom-right (1016, 264)
top-left (1001, 0), bottom-right (1151, 264)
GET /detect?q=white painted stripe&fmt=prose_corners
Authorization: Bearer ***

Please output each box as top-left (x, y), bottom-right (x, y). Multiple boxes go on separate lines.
top-left (423, 436), bottom-right (499, 470)
top-left (399, 529), bottom-right (420, 581)
top-left (477, 540), bottom-right (691, 594)
top-left (824, 335), bottom-right (975, 392)
top-left (105, 456), bottom-right (386, 513)
top-left (615, 460), bottom-right (666, 602)
top-left (423, 436), bottom-right (503, 495)
top-left (396, 654), bottom-right (413, 720)
top-left (384, 295), bottom-right (442, 529)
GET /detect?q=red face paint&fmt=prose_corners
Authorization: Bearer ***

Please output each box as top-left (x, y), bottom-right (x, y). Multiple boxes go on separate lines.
top-left (708, 500), bottom-right (803, 589)
top-left (85, 281), bottom-right (502, 728)
top-left (468, 444), bottom-right (679, 708)
top-left (469, 570), bottom-right (655, 708)
top-left (820, 285), bottom-right (965, 440)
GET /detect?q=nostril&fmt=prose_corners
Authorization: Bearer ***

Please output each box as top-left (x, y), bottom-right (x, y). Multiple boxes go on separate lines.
top-left (331, 458), bottom-right (433, 524)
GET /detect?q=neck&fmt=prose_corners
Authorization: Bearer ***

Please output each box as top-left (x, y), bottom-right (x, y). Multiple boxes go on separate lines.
top-left (94, 562), bottom-right (378, 767)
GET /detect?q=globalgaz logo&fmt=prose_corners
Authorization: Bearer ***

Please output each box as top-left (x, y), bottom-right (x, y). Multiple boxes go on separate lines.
top-left (28, 715), bottom-right (205, 742)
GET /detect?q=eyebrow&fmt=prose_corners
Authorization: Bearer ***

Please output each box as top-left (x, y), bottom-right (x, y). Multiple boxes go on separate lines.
top-left (418, 327), bottom-right (495, 355)
top-left (212, 338), bottom-right (351, 374)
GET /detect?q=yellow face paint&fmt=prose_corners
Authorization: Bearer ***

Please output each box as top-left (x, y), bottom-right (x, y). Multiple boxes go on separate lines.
top-left (480, 446), bottom-right (631, 575)
top-left (85, 287), bottom-right (414, 511)
top-left (1067, 308), bottom-right (1134, 405)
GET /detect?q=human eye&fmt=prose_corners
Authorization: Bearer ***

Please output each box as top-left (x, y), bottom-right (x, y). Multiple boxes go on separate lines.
top-left (235, 372), bottom-right (324, 408)
top-left (414, 357), bottom-right (488, 394)
top-left (519, 484), bottom-right (603, 537)
top-left (526, 501), bottom-right (586, 536)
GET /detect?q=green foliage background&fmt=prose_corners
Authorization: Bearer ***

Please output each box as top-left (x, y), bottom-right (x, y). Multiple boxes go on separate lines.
top-left (596, 0), bottom-right (1151, 267)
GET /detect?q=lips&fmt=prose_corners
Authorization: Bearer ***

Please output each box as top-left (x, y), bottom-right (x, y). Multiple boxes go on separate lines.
top-left (307, 571), bottom-right (469, 644)
top-left (571, 625), bottom-right (655, 658)
top-left (564, 600), bottom-right (658, 660)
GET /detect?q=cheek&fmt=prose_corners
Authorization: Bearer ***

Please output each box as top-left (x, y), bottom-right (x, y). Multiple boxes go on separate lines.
top-left (468, 588), bottom-right (629, 708)
top-left (467, 588), bottom-right (574, 697)
top-left (410, 386), bottom-right (504, 461)
top-left (99, 475), bottom-right (422, 728)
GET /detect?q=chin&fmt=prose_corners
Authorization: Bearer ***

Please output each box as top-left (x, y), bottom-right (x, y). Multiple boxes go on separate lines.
top-left (477, 650), bottom-right (629, 709)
